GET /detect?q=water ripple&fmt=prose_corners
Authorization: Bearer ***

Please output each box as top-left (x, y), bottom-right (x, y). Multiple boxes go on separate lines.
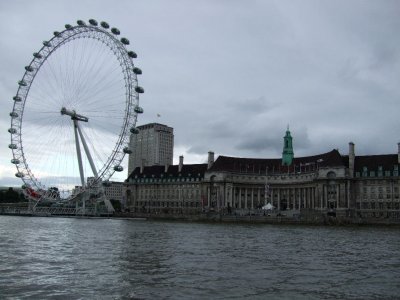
top-left (0, 216), bottom-right (400, 299)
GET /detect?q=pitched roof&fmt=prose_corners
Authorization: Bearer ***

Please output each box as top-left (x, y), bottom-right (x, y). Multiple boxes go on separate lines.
top-left (354, 154), bottom-right (398, 172)
top-left (127, 163), bottom-right (208, 180)
top-left (209, 149), bottom-right (345, 174)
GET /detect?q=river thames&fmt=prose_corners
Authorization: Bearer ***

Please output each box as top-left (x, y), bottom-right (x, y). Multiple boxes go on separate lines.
top-left (0, 216), bottom-right (399, 299)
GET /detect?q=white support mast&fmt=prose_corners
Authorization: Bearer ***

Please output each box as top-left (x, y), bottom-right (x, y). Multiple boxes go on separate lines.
top-left (61, 107), bottom-right (115, 213)
top-left (74, 120), bottom-right (85, 187)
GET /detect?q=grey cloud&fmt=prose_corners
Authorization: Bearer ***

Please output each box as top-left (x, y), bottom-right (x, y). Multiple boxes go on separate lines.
top-left (0, 177), bottom-right (22, 188)
top-left (236, 137), bottom-right (280, 154)
top-left (1, 1), bottom-right (400, 186)
top-left (187, 145), bottom-right (209, 156)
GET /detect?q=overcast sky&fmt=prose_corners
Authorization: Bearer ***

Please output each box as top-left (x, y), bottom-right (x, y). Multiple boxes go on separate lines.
top-left (1, 0), bottom-right (400, 187)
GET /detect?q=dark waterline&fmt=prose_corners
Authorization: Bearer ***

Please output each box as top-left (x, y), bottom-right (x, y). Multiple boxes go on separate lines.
top-left (0, 216), bottom-right (399, 299)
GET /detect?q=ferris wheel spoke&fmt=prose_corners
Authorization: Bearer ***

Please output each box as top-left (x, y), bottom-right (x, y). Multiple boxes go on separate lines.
top-left (79, 68), bottom-right (125, 107)
top-left (74, 42), bottom-right (111, 95)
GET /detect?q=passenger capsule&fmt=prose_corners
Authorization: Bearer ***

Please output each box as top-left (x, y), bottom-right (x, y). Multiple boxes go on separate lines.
top-left (114, 165), bottom-right (123, 172)
top-left (43, 41), bottom-right (51, 47)
top-left (100, 21), bottom-right (109, 29)
top-left (11, 159), bottom-right (20, 164)
top-left (8, 128), bottom-right (17, 134)
top-left (133, 67), bottom-right (142, 75)
top-left (135, 86), bottom-right (144, 93)
top-left (13, 96), bottom-right (22, 102)
top-left (89, 19), bottom-right (98, 26)
top-left (77, 20), bottom-right (86, 26)
top-left (121, 37), bottom-right (129, 45)
top-left (25, 66), bottom-right (34, 72)
top-left (134, 106), bottom-right (144, 114)
top-left (10, 112), bottom-right (18, 118)
top-left (128, 51), bottom-right (137, 58)
top-left (18, 80), bottom-right (27, 86)
top-left (123, 147), bottom-right (132, 154)
top-left (15, 172), bottom-right (24, 178)
top-left (9, 144), bottom-right (17, 149)
top-left (111, 27), bottom-right (120, 35)
top-left (33, 52), bottom-right (42, 59)
top-left (65, 24), bottom-right (73, 30)
top-left (130, 127), bottom-right (140, 134)
top-left (53, 31), bottom-right (61, 37)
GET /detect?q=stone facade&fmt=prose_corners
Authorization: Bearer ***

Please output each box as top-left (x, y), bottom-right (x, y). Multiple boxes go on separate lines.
top-left (124, 135), bottom-right (400, 220)
top-left (104, 181), bottom-right (124, 202)
top-left (352, 153), bottom-right (400, 219)
top-left (203, 149), bottom-right (352, 217)
top-left (125, 158), bottom-right (208, 214)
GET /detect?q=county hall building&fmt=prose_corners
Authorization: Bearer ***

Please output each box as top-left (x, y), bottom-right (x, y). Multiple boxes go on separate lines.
top-left (125, 128), bottom-right (400, 220)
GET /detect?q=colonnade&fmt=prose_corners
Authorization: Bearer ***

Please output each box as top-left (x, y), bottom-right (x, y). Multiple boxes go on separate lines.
top-left (210, 183), bottom-right (348, 211)
top-left (270, 186), bottom-right (317, 210)
top-left (126, 180), bottom-right (349, 212)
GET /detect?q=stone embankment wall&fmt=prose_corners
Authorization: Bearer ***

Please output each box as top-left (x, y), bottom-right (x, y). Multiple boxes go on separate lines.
top-left (113, 211), bottom-right (400, 226)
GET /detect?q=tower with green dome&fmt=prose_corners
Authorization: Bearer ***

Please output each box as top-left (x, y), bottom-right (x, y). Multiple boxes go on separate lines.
top-left (282, 126), bottom-right (294, 166)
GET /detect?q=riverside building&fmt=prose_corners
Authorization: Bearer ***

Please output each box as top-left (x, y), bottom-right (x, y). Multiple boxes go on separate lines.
top-left (124, 128), bottom-right (400, 220)
top-left (104, 181), bottom-right (124, 202)
top-left (125, 155), bottom-right (208, 214)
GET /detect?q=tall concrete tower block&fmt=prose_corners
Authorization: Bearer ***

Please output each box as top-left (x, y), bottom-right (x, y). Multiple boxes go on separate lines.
top-left (128, 123), bottom-right (174, 176)
top-left (282, 127), bottom-right (294, 166)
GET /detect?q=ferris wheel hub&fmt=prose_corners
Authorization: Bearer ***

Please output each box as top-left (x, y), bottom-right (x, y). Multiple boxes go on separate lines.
top-left (60, 107), bottom-right (89, 122)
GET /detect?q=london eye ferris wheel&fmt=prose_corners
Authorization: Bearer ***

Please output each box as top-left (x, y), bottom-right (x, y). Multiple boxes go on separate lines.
top-left (8, 19), bottom-right (143, 205)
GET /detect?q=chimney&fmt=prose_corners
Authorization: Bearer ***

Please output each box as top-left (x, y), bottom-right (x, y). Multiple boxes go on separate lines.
top-left (398, 143), bottom-right (400, 164)
top-left (140, 159), bottom-right (145, 174)
top-left (208, 151), bottom-right (214, 169)
top-left (165, 164), bottom-right (169, 173)
top-left (179, 155), bottom-right (184, 172)
top-left (349, 142), bottom-right (355, 178)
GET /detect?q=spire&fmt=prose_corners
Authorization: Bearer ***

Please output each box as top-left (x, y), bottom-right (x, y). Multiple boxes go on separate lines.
top-left (282, 127), bottom-right (294, 166)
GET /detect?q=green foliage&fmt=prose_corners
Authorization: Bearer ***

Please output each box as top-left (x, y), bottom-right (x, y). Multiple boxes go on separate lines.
top-left (110, 199), bottom-right (121, 212)
top-left (0, 187), bottom-right (25, 203)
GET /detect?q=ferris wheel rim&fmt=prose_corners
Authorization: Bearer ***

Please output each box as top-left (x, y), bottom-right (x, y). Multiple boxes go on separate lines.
top-left (9, 19), bottom-right (144, 201)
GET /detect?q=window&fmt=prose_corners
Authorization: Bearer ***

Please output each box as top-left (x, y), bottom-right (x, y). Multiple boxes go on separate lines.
top-left (378, 187), bottom-right (383, 199)
top-left (378, 166), bottom-right (383, 177)
top-left (362, 167), bottom-right (368, 177)
top-left (327, 171), bottom-right (336, 178)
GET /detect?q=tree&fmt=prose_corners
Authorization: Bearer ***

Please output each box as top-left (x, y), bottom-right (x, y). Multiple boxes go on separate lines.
top-left (0, 188), bottom-right (21, 203)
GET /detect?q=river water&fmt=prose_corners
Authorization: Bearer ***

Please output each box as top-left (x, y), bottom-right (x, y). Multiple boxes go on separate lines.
top-left (0, 216), bottom-right (399, 299)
